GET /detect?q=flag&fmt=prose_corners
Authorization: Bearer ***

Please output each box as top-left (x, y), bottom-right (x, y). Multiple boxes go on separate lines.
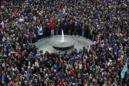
top-left (120, 59), bottom-right (128, 79)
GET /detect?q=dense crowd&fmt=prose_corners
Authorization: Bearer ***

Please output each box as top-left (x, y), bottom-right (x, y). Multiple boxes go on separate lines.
top-left (0, 0), bottom-right (129, 86)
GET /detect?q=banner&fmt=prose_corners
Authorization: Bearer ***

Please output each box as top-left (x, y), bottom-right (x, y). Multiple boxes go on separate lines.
top-left (120, 59), bottom-right (128, 79)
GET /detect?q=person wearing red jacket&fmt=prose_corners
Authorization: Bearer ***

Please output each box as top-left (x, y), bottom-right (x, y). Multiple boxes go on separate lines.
top-left (50, 17), bottom-right (56, 36)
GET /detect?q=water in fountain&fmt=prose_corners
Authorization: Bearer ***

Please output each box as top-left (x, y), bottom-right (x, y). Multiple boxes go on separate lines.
top-left (61, 30), bottom-right (65, 42)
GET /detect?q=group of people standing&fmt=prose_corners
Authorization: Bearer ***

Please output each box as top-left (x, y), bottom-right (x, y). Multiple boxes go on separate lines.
top-left (0, 0), bottom-right (129, 86)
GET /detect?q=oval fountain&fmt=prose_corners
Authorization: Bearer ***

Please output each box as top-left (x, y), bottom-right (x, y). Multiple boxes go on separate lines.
top-left (34, 30), bottom-right (93, 53)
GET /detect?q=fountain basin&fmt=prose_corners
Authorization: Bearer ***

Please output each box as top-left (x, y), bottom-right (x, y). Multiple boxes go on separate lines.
top-left (34, 35), bottom-right (93, 53)
top-left (50, 35), bottom-right (74, 50)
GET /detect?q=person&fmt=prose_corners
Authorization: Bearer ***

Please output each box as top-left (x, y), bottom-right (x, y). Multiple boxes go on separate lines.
top-left (50, 17), bottom-right (56, 36)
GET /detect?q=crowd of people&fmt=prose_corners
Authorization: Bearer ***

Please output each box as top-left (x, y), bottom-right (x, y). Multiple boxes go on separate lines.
top-left (0, 0), bottom-right (129, 86)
